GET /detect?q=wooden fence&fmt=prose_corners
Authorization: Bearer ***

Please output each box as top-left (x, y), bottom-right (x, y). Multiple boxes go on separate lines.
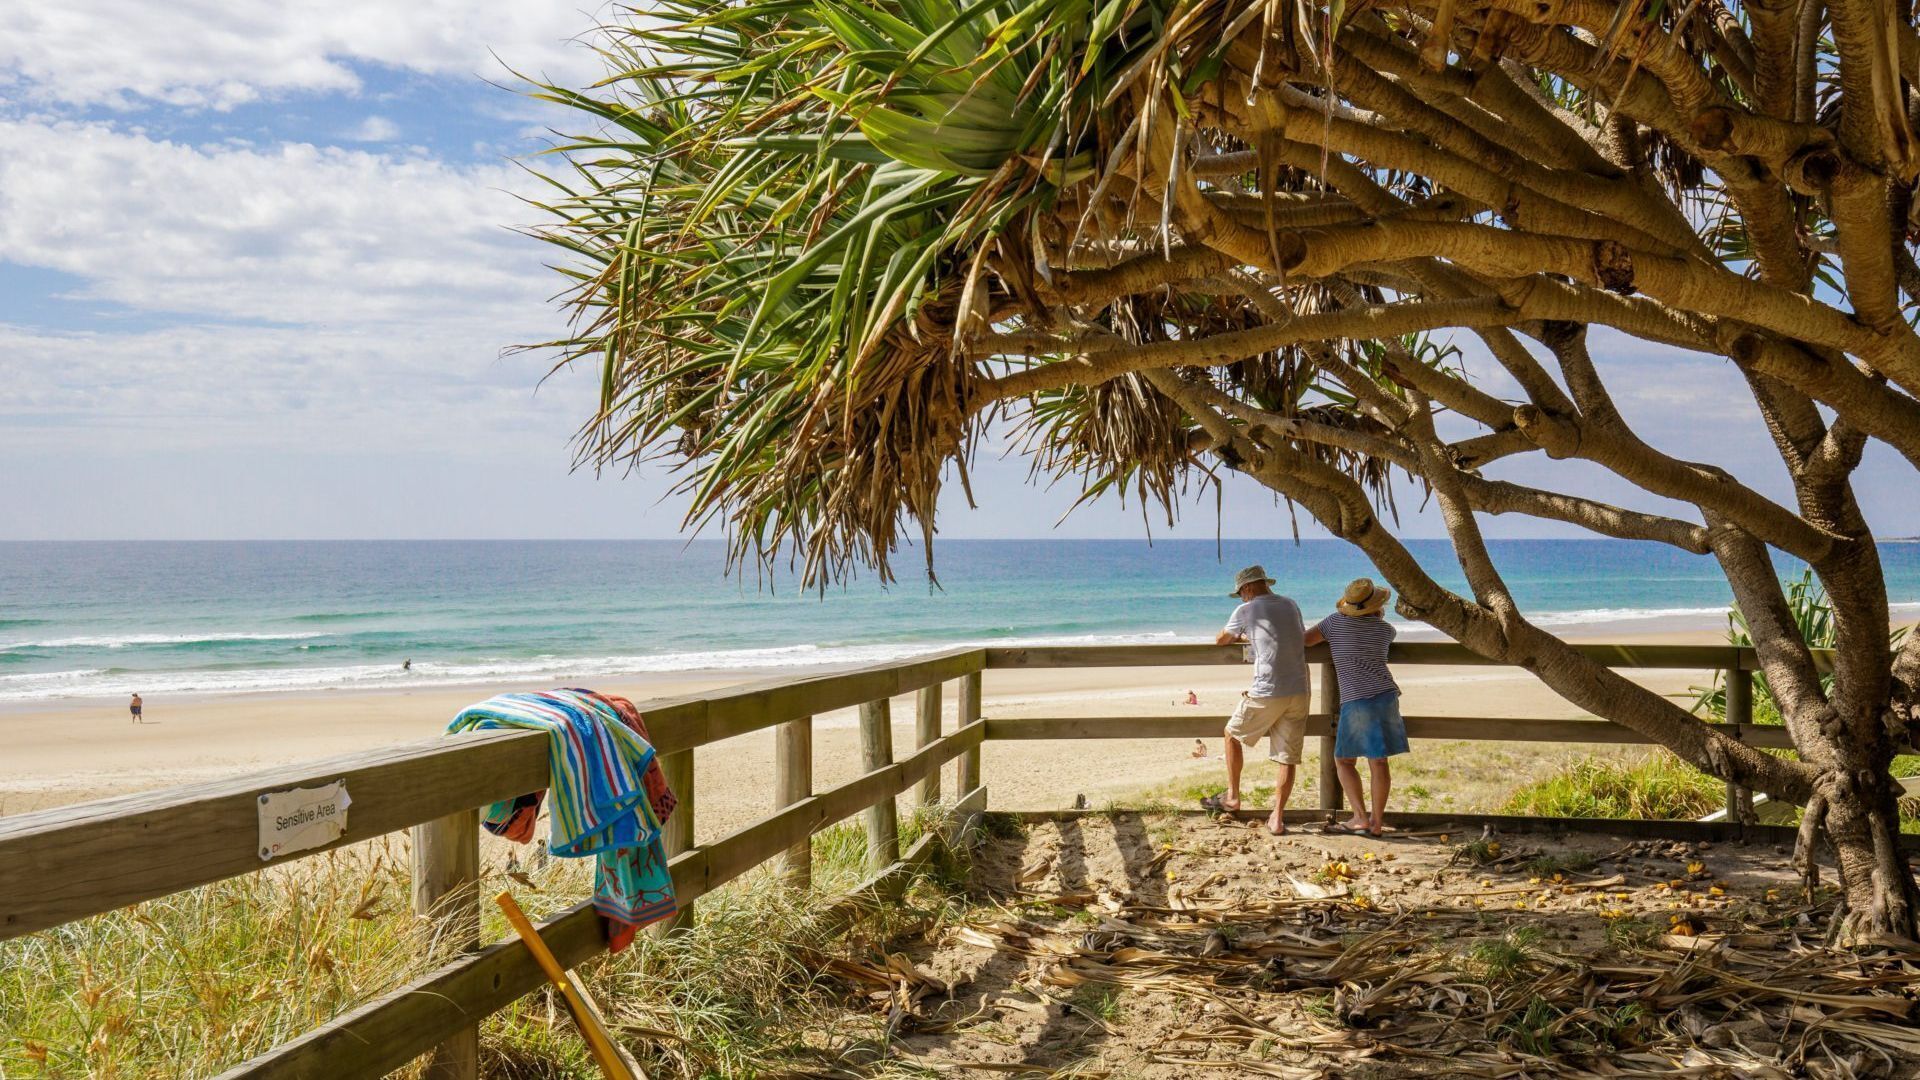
top-left (0, 641), bottom-right (1805, 1078)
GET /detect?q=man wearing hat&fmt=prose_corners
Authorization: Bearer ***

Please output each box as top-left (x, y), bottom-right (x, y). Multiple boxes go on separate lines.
top-left (1203, 565), bottom-right (1310, 834)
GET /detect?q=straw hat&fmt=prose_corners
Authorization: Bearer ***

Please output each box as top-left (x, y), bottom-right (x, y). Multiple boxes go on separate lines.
top-left (1337, 577), bottom-right (1390, 617)
top-left (1229, 565), bottom-right (1276, 596)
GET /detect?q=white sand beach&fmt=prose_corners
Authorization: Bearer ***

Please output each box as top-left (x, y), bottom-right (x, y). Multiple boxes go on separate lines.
top-left (0, 631), bottom-right (1723, 838)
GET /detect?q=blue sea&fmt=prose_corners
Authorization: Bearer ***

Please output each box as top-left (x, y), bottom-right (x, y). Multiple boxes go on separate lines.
top-left (2, 539), bottom-right (1917, 705)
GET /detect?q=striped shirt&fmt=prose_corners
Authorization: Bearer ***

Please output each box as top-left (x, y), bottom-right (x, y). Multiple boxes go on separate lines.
top-left (1316, 612), bottom-right (1398, 704)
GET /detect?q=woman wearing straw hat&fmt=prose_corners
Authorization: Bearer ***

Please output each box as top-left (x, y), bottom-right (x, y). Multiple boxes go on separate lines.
top-left (1303, 578), bottom-right (1408, 837)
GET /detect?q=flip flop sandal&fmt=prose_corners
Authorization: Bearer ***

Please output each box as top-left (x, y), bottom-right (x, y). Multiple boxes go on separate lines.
top-left (1321, 822), bottom-right (1365, 836)
top-left (1199, 793), bottom-right (1229, 812)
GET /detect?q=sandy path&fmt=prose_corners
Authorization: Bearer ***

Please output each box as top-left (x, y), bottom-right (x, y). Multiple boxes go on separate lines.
top-left (0, 635), bottom-right (1720, 837)
top-left (861, 812), bottom-right (1869, 1079)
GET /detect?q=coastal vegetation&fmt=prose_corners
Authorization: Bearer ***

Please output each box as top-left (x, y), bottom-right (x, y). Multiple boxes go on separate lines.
top-left (0, 815), bottom-right (955, 1078)
top-left (1500, 751), bottom-right (1726, 820)
top-left (530, 0), bottom-right (1920, 940)
top-left (14, 799), bottom-right (1919, 1077)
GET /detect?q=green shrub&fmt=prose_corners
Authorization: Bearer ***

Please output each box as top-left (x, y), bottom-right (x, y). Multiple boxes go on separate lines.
top-left (1499, 751), bottom-right (1723, 820)
top-left (1695, 570), bottom-right (1909, 723)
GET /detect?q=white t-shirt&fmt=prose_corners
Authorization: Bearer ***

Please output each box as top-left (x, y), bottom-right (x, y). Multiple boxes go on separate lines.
top-left (1225, 593), bottom-right (1309, 698)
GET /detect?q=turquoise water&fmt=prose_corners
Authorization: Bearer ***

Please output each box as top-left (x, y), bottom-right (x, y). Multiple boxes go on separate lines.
top-left (2, 539), bottom-right (1917, 703)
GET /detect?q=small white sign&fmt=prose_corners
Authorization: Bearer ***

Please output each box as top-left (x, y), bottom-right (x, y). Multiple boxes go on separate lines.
top-left (257, 780), bottom-right (352, 861)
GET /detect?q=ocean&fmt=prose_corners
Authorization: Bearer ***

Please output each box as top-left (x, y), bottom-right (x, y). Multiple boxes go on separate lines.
top-left (3, 539), bottom-right (1918, 705)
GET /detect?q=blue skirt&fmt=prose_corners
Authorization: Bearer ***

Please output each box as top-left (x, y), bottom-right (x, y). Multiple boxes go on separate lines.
top-left (1335, 690), bottom-right (1409, 759)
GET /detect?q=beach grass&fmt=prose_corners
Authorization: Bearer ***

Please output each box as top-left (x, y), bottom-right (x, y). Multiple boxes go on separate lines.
top-left (1498, 750), bottom-right (1725, 820)
top-left (0, 807), bottom-right (967, 1079)
top-left (1501, 748), bottom-right (1920, 830)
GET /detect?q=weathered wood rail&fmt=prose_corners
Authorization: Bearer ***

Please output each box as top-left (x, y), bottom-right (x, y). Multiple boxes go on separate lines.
top-left (0, 640), bottom-right (1822, 1077)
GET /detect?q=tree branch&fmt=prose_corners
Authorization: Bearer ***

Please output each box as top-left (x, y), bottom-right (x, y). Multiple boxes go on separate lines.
top-left (1146, 368), bottom-right (1815, 805)
top-left (971, 297), bottom-right (1516, 402)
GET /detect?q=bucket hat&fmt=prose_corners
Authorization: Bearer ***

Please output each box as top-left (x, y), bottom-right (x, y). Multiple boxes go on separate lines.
top-left (1230, 565), bottom-right (1276, 596)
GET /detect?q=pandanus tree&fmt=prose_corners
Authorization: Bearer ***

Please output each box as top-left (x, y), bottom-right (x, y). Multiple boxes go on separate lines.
top-left (528, 0), bottom-right (1920, 941)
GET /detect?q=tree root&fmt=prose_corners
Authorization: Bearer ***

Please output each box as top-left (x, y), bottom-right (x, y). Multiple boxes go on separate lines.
top-left (1794, 790), bottom-right (1828, 902)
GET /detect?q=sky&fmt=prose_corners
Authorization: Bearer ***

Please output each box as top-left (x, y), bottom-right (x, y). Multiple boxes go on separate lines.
top-left (1, 3), bottom-right (1915, 545)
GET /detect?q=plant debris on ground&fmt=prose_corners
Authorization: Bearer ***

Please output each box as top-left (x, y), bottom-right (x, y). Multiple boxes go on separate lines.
top-left (795, 812), bottom-right (1920, 1079)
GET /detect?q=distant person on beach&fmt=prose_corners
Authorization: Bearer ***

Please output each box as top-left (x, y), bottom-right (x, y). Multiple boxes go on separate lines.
top-left (129, 693), bottom-right (143, 724)
top-left (1201, 564), bottom-right (1309, 835)
top-left (402, 658), bottom-right (411, 672)
top-left (1304, 578), bottom-right (1407, 838)
top-left (1184, 690), bottom-right (1199, 706)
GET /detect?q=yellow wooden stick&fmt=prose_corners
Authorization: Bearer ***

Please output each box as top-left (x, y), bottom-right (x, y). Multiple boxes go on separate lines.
top-left (494, 891), bottom-right (644, 1080)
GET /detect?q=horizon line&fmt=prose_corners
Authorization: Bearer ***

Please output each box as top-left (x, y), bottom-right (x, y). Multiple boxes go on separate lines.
top-left (4, 535), bottom-right (1889, 544)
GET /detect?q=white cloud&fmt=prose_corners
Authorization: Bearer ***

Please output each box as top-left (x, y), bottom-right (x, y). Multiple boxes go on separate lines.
top-left (0, 118), bottom-right (553, 325)
top-left (0, 1), bottom-right (612, 110)
top-left (0, 319), bottom-right (584, 454)
top-left (0, 115), bottom-right (594, 464)
top-left (344, 115), bottom-right (402, 142)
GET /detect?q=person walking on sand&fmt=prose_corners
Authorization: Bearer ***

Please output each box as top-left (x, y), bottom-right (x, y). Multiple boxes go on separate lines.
top-left (1201, 565), bottom-right (1310, 835)
top-left (1305, 578), bottom-right (1408, 838)
top-left (129, 692), bottom-right (143, 724)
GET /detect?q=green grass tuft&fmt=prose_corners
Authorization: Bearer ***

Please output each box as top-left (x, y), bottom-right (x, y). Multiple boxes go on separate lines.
top-left (1499, 751), bottom-right (1723, 820)
top-left (1501, 997), bottom-right (1561, 1056)
top-left (1469, 927), bottom-right (1544, 983)
top-left (1068, 983), bottom-right (1124, 1022)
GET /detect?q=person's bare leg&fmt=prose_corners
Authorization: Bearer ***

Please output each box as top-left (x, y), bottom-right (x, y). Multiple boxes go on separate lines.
top-left (1267, 762), bottom-right (1295, 834)
top-left (1334, 757), bottom-right (1369, 829)
top-left (1368, 759), bottom-right (1393, 834)
top-left (1221, 730), bottom-right (1245, 810)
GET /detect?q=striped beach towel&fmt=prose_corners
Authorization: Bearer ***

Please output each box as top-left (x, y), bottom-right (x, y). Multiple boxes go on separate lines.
top-left (447, 689), bottom-right (677, 949)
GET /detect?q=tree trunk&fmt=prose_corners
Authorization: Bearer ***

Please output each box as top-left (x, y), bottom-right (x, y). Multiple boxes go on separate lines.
top-left (1814, 766), bottom-right (1920, 944)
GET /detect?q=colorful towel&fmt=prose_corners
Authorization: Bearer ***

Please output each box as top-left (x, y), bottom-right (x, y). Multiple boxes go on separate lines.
top-left (569, 689), bottom-right (679, 951)
top-left (447, 689), bottom-right (678, 950)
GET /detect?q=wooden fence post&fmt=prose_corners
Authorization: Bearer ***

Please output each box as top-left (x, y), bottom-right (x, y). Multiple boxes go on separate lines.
top-left (774, 717), bottom-right (813, 890)
top-left (956, 672), bottom-right (984, 835)
top-left (1724, 670), bottom-right (1756, 825)
top-left (914, 684), bottom-right (943, 809)
top-left (1318, 662), bottom-right (1341, 812)
top-left (859, 698), bottom-right (900, 874)
top-left (411, 808), bottom-right (480, 1080)
top-left (659, 749), bottom-right (695, 932)
top-left (957, 672), bottom-right (982, 797)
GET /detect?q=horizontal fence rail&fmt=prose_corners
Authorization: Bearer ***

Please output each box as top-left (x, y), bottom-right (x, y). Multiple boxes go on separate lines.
top-left (0, 638), bottom-right (1846, 1080)
top-left (986, 714), bottom-right (1797, 748)
top-left (985, 641), bottom-right (1830, 672)
top-left (0, 647), bottom-right (984, 942)
top-left (218, 723), bottom-right (987, 1079)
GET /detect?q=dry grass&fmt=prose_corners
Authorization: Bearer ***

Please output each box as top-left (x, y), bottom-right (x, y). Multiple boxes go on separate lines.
top-left (1, 837), bottom-right (433, 1077)
top-left (0, 808), bottom-right (967, 1079)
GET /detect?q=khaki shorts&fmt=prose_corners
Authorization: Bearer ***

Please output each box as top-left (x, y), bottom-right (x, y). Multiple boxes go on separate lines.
top-left (1226, 692), bottom-right (1312, 764)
